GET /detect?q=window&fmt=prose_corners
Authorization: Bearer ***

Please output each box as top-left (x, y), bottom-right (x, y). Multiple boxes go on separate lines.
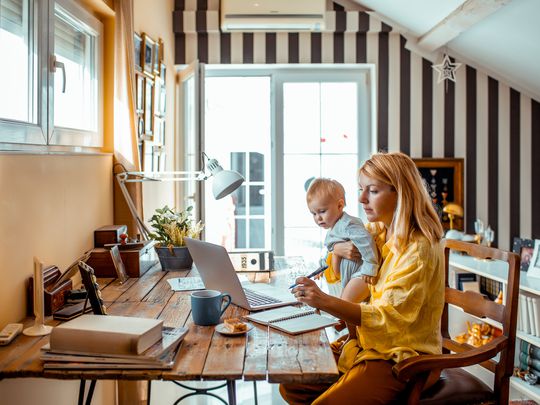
top-left (0, 0), bottom-right (103, 149)
top-left (192, 65), bottom-right (375, 256)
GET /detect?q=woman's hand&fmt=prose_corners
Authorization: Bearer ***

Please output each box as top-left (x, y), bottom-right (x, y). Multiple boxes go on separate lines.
top-left (291, 276), bottom-right (328, 309)
top-left (293, 277), bottom-right (364, 327)
top-left (332, 241), bottom-right (361, 261)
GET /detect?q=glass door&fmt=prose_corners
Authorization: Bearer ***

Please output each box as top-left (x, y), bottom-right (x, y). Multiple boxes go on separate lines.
top-left (275, 71), bottom-right (370, 258)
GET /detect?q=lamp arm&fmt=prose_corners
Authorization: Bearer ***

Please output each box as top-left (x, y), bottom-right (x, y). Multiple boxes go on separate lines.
top-left (116, 172), bottom-right (152, 240)
top-left (115, 171), bottom-right (208, 241)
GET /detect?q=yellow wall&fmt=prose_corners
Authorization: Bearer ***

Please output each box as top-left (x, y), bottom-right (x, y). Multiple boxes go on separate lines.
top-left (0, 154), bottom-right (114, 326)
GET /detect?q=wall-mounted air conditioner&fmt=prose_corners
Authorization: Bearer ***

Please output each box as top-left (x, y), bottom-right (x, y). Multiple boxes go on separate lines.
top-left (221, 0), bottom-right (326, 32)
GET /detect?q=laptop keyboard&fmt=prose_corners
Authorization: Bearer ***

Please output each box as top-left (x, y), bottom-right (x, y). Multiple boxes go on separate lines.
top-left (243, 288), bottom-right (282, 306)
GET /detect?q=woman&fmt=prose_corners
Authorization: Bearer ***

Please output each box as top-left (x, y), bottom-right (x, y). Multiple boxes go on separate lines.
top-left (280, 152), bottom-right (445, 404)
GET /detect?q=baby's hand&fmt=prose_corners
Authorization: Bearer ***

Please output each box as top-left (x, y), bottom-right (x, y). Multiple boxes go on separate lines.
top-left (361, 275), bottom-right (378, 285)
top-left (313, 272), bottom-right (323, 280)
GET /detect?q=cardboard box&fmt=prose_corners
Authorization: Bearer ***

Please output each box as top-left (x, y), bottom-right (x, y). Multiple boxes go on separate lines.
top-left (86, 240), bottom-right (158, 278)
top-left (94, 225), bottom-right (128, 247)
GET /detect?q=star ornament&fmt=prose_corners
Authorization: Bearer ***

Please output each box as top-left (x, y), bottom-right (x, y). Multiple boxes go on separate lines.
top-left (432, 54), bottom-right (461, 84)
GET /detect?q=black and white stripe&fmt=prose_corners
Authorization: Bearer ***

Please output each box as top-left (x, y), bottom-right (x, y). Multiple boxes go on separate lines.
top-left (173, 1), bottom-right (540, 249)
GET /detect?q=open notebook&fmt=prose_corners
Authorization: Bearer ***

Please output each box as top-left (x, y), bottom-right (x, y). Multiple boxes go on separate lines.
top-left (245, 306), bottom-right (338, 335)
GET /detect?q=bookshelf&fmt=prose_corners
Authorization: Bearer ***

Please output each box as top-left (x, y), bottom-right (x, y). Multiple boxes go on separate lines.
top-left (449, 252), bottom-right (540, 402)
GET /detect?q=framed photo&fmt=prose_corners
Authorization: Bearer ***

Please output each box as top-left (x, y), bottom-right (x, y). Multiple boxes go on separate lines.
top-left (513, 237), bottom-right (535, 272)
top-left (144, 77), bottom-right (154, 137)
top-left (153, 40), bottom-right (161, 75)
top-left (110, 246), bottom-right (129, 284)
top-left (142, 140), bottom-right (154, 172)
top-left (153, 144), bottom-right (166, 171)
top-left (135, 73), bottom-right (144, 112)
top-left (159, 62), bottom-right (166, 79)
top-left (134, 32), bottom-right (142, 71)
top-left (78, 262), bottom-right (106, 315)
top-left (154, 118), bottom-right (165, 145)
top-left (141, 33), bottom-right (155, 75)
top-left (413, 158), bottom-right (464, 231)
top-left (527, 240), bottom-right (540, 279)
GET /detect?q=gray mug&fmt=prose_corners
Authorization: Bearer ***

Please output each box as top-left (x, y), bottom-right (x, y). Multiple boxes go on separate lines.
top-left (190, 289), bottom-right (232, 326)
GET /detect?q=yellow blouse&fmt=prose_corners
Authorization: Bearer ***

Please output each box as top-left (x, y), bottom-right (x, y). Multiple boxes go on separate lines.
top-left (338, 222), bottom-right (445, 373)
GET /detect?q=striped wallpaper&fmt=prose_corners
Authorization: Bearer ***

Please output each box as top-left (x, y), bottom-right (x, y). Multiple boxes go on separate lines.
top-left (173, 0), bottom-right (540, 250)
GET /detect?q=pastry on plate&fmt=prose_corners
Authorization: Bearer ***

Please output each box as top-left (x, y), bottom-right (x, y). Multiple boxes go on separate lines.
top-left (224, 318), bottom-right (247, 333)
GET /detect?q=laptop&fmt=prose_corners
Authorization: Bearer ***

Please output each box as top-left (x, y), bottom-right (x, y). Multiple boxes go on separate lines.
top-left (184, 238), bottom-right (298, 311)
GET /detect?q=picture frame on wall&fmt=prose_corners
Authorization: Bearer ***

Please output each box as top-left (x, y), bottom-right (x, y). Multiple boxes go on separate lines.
top-left (513, 237), bottom-right (536, 272)
top-left (153, 40), bottom-right (161, 75)
top-left (134, 32), bottom-right (142, 71)
top-left (413, 158), bottom-right (464, 231)
top-left (144, 77), bottom-right (154, 137)
top-left (159, 62), bottom-right (166, 80)
top-left (141, 33), bottom-right (155, 75)
top-left (135, 73), bottom-right (144, 113)
top-left (154, 117), bottom-right (165, 145)
top-left (142, 140), bottom-right (154, 172)
top-left (527, 240), bottom-right (540, 279)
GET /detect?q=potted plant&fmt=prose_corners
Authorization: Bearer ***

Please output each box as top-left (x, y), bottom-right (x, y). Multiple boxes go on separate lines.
top-left (148, 205), bottom-right (204, 270)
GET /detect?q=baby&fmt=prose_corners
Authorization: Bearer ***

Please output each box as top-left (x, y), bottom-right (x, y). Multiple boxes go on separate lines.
top-left (306, 178), bottom-right (379, 296)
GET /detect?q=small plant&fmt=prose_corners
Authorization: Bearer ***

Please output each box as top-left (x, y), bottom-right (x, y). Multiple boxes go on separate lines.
top-left (148, 205), bottom-right (204, 248)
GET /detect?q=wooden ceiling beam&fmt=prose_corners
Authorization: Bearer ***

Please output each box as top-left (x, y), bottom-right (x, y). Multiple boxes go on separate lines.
top-left (418, 0), bottom-right (511, 52)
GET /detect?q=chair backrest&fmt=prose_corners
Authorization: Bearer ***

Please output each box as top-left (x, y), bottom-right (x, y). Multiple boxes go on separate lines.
top-left (441, 239), bottom-right (520, 402)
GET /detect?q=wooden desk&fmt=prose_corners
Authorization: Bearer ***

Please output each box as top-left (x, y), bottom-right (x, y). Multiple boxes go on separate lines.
top-left (0, 265), bottom-right (339, 403)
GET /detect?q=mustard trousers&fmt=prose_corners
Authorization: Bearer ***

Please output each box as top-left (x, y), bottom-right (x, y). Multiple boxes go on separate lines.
top-left (279, 358), bottom-right (406, 405)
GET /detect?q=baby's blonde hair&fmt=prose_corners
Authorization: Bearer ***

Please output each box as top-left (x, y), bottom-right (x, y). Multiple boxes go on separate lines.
top-left (306, 178), bottom-right (345, 205)
top-left (359, 152), bottom-right (443, 250)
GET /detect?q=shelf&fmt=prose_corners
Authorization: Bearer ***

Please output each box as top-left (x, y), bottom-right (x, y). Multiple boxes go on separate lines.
top-left (511, 376), bottom-right (540, 402)
top-left (449, 303), bottom-right (503, 330)
top-left (517, 331), bottom-right (540, 347)
top-left (519, 271), bottom-right (540, 296)
top-left (449, 252), bottom-right (508, 284)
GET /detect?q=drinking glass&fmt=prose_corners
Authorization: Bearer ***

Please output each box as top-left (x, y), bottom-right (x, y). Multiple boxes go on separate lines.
top-left (484, 226), bottom-right (495, 248)
top-left (474, 219), bottom-right (485, 245)
top-left (285, 256), bottom-right (307, 287)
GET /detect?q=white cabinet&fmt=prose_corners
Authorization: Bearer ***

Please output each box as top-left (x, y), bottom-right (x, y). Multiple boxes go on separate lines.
top-left (449, 252), bottom-right (540, 402)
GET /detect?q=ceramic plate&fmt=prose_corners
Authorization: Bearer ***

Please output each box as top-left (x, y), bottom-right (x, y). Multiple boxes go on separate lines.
top-left (215, 322), bottom-right (253, 336)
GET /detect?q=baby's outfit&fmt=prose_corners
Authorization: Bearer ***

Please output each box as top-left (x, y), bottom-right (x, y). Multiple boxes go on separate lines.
top-left (323, 212), bottom-right (379, 295)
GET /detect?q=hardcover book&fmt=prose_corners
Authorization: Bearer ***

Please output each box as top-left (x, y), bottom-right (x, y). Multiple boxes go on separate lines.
top-left (43, 326), bottom-right (187, 363)
top-left (49, 314), bottom-right (163, 355)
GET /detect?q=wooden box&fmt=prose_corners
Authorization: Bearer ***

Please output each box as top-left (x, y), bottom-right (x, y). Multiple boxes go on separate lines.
top-left (86, 240), bottom-right (158, 278)
top-left (27, 265), bottom-right (73, 316)
top-left (94, 225), bottom-right (128, 247)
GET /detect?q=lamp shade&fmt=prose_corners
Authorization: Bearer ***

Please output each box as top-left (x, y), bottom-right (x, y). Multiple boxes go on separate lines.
top-left (442, 202), bottom-right (464, 217)
top-left (206, 158), bottom-right (245, 199)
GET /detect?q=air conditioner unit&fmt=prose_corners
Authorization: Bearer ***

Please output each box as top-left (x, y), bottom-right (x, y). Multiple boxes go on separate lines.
top-left (220, 0), bottom-right (326, 32)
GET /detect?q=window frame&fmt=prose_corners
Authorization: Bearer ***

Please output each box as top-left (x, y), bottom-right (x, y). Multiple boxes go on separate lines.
top-left (0, 0), bottom-right (103, 152)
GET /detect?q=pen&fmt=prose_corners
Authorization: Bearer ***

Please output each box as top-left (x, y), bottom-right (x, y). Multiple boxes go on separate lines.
top-left (289, 265), bottom-right (329, 289)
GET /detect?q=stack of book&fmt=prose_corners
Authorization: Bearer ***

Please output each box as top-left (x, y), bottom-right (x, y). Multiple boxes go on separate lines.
top-left (519, 341), bottom-right (540, 380)
top-left (517, 292), bottom-right (540, 337)
top-left (41, 314), bottom-right (188, 369)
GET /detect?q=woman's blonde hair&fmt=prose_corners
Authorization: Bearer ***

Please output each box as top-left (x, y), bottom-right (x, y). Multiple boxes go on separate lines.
top-left (359, 152), bottom-right (444, 250)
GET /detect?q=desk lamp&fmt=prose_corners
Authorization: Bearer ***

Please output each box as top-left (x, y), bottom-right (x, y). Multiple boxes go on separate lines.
top-left (116, 153), bottom-right (244, 241)
top-left (443, 202), bottom-right (464, 240)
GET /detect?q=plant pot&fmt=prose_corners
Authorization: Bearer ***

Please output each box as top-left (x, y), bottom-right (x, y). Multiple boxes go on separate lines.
top-left (155, 246), bottom-right (193, 271)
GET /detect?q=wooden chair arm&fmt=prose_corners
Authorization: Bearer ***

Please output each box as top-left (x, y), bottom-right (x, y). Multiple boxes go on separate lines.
top-left (392, 335), bottom-right (508, 382)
